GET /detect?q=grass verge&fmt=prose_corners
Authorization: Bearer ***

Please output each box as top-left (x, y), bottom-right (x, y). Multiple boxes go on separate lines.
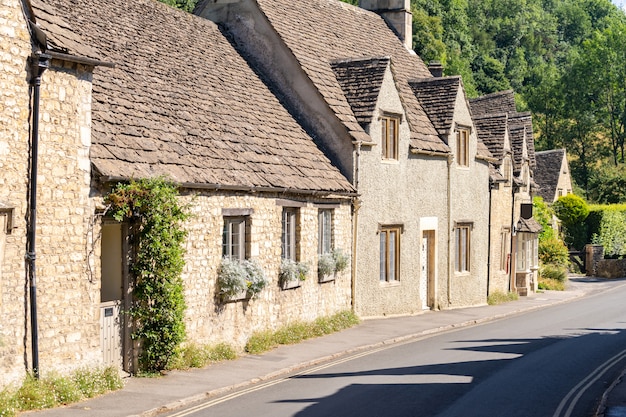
top-left (538, 277), bottom-right (566, 291)
top-left (245, 310), bottom-right (360, 355)
top-left (169, 342), bottom-right (238, 370)
top-left (0, 367), bottom-right (123, 417)
top-left (487, 290), bottom-right (519, 305)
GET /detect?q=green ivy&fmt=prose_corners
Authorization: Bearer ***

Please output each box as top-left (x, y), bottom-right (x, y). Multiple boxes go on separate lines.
top-left (105, 177), bottom-right (190, 372)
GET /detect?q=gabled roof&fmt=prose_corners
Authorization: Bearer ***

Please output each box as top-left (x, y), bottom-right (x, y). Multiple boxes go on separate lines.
top-left (509, 112), bottom-right (536, 170)
top-left (409, 76), bottom-right (461, 137)
top-left (509, 126), bottom-right (528, 173)
top-left (535, 149), bottom-right (567, 202)
top-left (410, 76), bottom-right (494, 160)
top-left (473, 113), bottom-right (509, 163)
top-left (29, 0), bottom-right (354, 194)
top-left (331, 56), bottom-right (390, 127)
top-left (251, 0), bottom-right (449, 154)
top-left (469, 90), bottom-right (516, 116)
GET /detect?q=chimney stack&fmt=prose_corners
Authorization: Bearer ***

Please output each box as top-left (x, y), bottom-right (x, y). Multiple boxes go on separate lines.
top-left (428, 61), bottom-right (443, 77)
top-left (359, 0), bottom-right (413, 51)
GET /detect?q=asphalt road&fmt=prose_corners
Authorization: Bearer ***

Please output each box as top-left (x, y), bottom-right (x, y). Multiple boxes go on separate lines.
top-left (163, 281), bottom-right (626, 417)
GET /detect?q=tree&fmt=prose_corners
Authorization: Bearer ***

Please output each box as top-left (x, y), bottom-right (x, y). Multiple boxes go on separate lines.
top-left (158, 0), bottom-right (199, 12)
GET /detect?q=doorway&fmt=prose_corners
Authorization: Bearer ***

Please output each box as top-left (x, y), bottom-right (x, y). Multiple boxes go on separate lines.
top-left (100, 222), bottom-right (132, 372)
top-left (420, 230), bottom-right (436, 310)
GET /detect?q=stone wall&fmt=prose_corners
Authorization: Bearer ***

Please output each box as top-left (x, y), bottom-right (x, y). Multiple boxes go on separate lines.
top-left (596, 259), bottom-right (626, 279)
top-left (0, 0), bottom-right (99, 386)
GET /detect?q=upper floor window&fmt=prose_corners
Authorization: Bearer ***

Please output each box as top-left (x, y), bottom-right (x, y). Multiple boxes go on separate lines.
top-left (381, 114), bottom-right (400, 160)
top-left (455, 222), bottom-right (472, 273)
top-left (282, 208), bottom-right (299, 261)
top-left (380, 225), bottom-right (401, 282)
top-left (455, 127), bottom-right (470, 167)
top-left (318, 209), bottom-right (333, 255)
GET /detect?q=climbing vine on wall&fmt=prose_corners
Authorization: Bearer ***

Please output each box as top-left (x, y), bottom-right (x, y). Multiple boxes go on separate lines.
top-left (105, 177), bottom-right (190, 372)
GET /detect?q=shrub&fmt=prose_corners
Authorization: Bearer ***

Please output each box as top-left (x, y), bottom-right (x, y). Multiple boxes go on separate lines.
top-left (534, 196), bottom-right (557, 241)
top-left (539, 264), bottom-right (568, 282)
top-left (539, 238), bottom-right (570, 267)
top-left (538, 278), bottom-right (566, 291)
top-left (553, 194), bottom-right (589, 226)
top-left (590, 208), bottom-right (626, 257)
top-left (106, 177), bottom-right (189, 373)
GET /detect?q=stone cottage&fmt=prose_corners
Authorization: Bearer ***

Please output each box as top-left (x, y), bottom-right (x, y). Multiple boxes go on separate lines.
top-left (197, 0), bottom-right (494, 315)
top-left (1, 0), bottom-right (356, 384)
top-left (470, 90), bottom-right (542, 296)
top-left (535, 149), bottom-right (573, 203)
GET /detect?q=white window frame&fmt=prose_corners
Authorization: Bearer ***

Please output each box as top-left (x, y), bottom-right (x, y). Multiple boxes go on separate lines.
top-left (379, 225), bottom-right (401, 282)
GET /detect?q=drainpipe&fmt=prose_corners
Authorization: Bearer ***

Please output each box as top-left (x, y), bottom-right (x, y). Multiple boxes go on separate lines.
top-left (447, 153), bottom-right (453, 306)
top-left (350, 141), bottom-right (362, 312)
top-left (486, 182), bottom-right (493, 299)
top-left (27, 52), bottom-right (50, 379)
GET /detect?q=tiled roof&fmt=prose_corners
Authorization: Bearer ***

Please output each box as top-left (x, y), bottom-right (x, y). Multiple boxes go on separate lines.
top-left (509, 112), bottom-right (536, 170)
top-left (409, 76), bottom-right (460, 136)
top-left (535, 149), bottom-right (566, 202)
top-left (473, 113), bottom-right (509, 162)
top-left (509, 126), bottom-right (527, 172)
top-left (410, 76), bottom-right (493, 160)
top-left (516, 217), bottom-right (542, 234)
top-left (469, 90), bottom-right (516, 116)
top-left (28, 0), bottom-right (101, 60)
top-left (29, 0), bottom-right (354, 194)
top-left (255, 0), bottom-right (449, 154)
top-left (331, 57), bottom-right (389, 127)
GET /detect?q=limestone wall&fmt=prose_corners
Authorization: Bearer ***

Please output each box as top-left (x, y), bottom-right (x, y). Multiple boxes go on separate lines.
top-left (0, 0), bottom-right (99, 386)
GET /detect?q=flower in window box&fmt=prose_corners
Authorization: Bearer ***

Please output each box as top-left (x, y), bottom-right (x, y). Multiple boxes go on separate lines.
top-left (218, 257), bottom-right (268, 301)
top-left (279, 259), bottom-right (309, 289)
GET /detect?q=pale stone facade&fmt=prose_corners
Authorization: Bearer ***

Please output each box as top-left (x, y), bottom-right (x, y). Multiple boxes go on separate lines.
top-left (0, 0), bottom-right (100, 386)
top-left (355, 65), bottom-right (448, 317)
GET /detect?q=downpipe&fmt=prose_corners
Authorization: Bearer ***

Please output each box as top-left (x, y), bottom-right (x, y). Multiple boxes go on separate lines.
top-left (27, 52), bottom-right (50, 379)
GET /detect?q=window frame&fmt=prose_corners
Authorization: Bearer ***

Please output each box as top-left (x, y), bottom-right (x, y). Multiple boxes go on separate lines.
top-left (379, 225), bottom-right (402, 282)
top-left (455, 126), bottom-right (470, 167)
top-left (281, 207), bottom-right (299, 261)
top-left (318, 209), bottom-right (333, 255)
top-left (499, 227), bottom-right (511, 272)
top-left (222, 216), bottom-right (248, 261)
top-left (454, 222), bottom-right (472, 273)
top-left (381, 114), bottom-right (400, 160)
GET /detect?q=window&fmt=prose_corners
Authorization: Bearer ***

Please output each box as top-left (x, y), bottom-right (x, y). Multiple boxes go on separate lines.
top-left (282, 208), bottom-right (298, 261)
top-left (381, 114), bottom-right (399, 160)
top-left (455, 127), bottom-right (470, 167)
top-left (516, 233), bottom-right (538, 272)
top-left (500, 227), bottom-right (511, 272)
top-left (318, 209), bottom-right (333, 255)
top-left (223, 217), bottom-right (247, 260)
top-left (455, 223), bottom-right (471, 272)
top-left (379, 226), bottom-right (401, 282)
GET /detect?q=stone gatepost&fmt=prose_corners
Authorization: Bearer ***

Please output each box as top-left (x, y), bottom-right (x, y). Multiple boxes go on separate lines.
top-left (585, 244), bottom-right (604, 276)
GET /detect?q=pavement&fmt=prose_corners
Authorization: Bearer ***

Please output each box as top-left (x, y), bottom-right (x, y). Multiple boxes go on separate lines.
top-left (24, 278), bottom-right (626, 417)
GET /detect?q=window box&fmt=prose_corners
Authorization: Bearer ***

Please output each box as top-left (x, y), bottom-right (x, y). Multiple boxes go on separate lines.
top-left (279, 258), bottom-right (309, 290)
top-left (218, 257), bottom-right (268, 302)
top-left (318, 249), bottom-right (349, 283)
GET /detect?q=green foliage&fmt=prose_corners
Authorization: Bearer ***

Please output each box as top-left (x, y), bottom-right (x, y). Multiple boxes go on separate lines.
top-left (217, 257), bottom-right (268, 300)
top-left (553, 194), bottom-right (590, 226)
top-left (538, 277), bottom-right (566, 291)
top-left (589, 205), bottom-right (626, 256)
top-left (279, 259), bottom-right (309, 285)
top-left (106, 177), bottom-right (190, 373)
top-left (157, 0), bottom-right (199, 12)
top-left (0, 367), bottom-right (122, 416)
top-left (539, 264), bottom-right (568, 282)
top-left (245, 310), bottom-right (360, 354)
top-left (487, 290), bottom-right (519, 305)
top-left (539, 238), bottom-right (570, 267)
top-left (533, 196), bottom-right (557, 241)
top-left (169, 342), bottom-right (237, 369)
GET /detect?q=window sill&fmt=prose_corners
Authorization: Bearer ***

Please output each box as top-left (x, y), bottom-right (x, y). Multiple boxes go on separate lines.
top-left (379, 280), bottom-right (401, 287)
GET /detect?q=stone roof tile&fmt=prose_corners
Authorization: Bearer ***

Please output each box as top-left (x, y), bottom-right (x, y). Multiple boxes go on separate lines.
top-left (32, 0), bottom-right (354, 194)
top-left (256, 0), bottom-right (448, 154)
top-left (535, 149), bottom-right (566, 202)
